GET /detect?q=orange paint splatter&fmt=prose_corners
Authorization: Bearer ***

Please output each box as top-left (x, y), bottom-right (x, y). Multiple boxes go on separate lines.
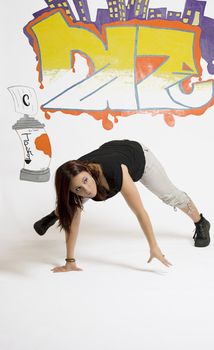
top-left (35, 133), bottom-right (52, 157)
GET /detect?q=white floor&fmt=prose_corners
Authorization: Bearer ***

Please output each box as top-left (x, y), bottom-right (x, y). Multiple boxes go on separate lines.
top-left (1, 199), bottom-right (214, 350)
top-left (1, 106), bottom-right (214, 349)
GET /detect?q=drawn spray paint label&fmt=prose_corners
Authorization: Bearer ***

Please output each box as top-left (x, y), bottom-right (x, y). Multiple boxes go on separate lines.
top-left (12, 115), bottom-right (51, 182)
top-left (9, 86), bottom-right (52, 182)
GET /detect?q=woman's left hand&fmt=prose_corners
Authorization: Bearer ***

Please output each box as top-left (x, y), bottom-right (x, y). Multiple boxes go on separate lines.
top-left (147, 245), bottom-right (172, 267)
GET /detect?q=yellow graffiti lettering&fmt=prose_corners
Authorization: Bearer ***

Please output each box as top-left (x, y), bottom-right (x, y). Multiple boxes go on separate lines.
top-left (30, 12), bottom-right (213, 111)
top-left (31, 12), bottom-right (107, 72)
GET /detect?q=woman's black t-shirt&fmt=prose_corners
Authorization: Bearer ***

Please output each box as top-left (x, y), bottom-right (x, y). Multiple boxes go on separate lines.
top-left (78, 140), bottom-right (145, 201)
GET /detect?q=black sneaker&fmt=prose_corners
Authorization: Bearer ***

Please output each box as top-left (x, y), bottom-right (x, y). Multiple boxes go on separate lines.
top-left (33, 211), bottom-right (58, 235)
top-left (193, 214), bottom-right (210, 247)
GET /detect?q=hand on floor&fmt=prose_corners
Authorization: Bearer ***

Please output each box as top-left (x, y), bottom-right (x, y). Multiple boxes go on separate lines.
top-left (148, 246), bottom-right (172, 267)
top-left (51, 262), bottom-right (83, 273)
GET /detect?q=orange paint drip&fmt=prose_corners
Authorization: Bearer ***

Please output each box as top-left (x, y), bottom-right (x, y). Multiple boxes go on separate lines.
top-left (44, 111), bottom-right (51, 120)
top-left (35, 133), bottom-right (52, 157)
top-left (164, 113), bottom-right (175, 127)
top-left (35, 62), bottom-right (43, 89)
top-left (102, 115), bottom-right (113, 130)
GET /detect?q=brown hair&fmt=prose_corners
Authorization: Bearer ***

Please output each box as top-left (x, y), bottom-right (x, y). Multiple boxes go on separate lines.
top-left (55, 160), bottom-right (108, 232)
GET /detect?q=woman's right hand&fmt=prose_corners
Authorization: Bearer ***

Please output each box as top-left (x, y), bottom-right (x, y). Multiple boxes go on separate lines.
top-left (147, 245), bottom-right (172, 267)
top-left (51, 262), bottom-right (83, 273)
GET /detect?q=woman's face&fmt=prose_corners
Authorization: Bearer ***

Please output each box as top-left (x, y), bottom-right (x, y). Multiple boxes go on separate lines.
top-left (70, 171), bottom-right (97, 199)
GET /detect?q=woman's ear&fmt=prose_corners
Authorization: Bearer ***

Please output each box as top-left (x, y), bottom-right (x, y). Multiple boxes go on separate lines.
top-left (73, 194), bottom-right (79, 205)
top-left (74, 194), bottom-right (83, 208)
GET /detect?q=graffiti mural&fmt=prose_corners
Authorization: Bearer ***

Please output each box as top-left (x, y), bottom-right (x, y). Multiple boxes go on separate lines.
top-left (8, 86), bottom-right (52, 182)
top-left (23, 0), bottom-right (214, 129)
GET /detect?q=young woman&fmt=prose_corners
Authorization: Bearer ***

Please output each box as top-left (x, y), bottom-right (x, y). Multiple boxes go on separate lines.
top-left (34, 140), bottom-right (210, 273)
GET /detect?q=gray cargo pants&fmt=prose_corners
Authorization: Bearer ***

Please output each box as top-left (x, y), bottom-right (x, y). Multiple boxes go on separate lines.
top-left (140, 145), bottom-right (190, 209)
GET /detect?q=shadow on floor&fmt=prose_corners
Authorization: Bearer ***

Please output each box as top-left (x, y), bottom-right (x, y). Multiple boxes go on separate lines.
top-left (0, 224), bottom-right (192, 275)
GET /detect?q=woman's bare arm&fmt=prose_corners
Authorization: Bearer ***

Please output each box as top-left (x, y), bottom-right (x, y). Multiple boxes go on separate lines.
top-left (120, 164), bottom-right (172, 267)
top-left (65, 207), bottom-right (81, 259)
top-left (51, 207), bottom-right (83, 272)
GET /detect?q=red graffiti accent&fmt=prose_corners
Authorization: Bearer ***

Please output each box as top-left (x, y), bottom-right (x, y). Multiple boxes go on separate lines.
top-left (136, 56), bottom-right (167, 83)
top-left (181, 76), bottom-right (193, 94)
top-left (35, 133), bottom-right (52, 157)
top-left (182, 63), bottom-right (193, 71)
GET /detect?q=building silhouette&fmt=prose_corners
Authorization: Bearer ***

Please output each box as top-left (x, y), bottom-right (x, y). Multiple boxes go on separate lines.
top-left (44, 0), bottom-right (76, 20)
top-left (96, 9), bottom-right (111, 31)
top-left (200, 15), bottom-right (214, 74)
top-left (167, 11), bottom-right (182, 21)
top-left (127, 0), bottom-right (150, 20)
top-left (33, 7), bottom-right (50, 18)
top-left (182, 0), bottom-right (206, 25)
top-left (72, 0), bottom-right (91, 23)
top-left (106, 0), bottom-right (127, 22)
top-left (147, 7), bottom-right (167, 20)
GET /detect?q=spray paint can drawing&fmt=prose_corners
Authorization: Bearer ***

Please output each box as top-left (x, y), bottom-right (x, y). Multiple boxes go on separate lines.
top-left (8, 86), bottom-right (51, 182)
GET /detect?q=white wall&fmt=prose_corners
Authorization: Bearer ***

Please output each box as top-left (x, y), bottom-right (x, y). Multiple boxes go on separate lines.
top-left (1, 0), bottom-right (214, 241)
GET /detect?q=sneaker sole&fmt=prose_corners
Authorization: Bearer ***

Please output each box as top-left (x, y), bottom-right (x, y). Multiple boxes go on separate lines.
top-left (195, 238), bottom-right (210, 247)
